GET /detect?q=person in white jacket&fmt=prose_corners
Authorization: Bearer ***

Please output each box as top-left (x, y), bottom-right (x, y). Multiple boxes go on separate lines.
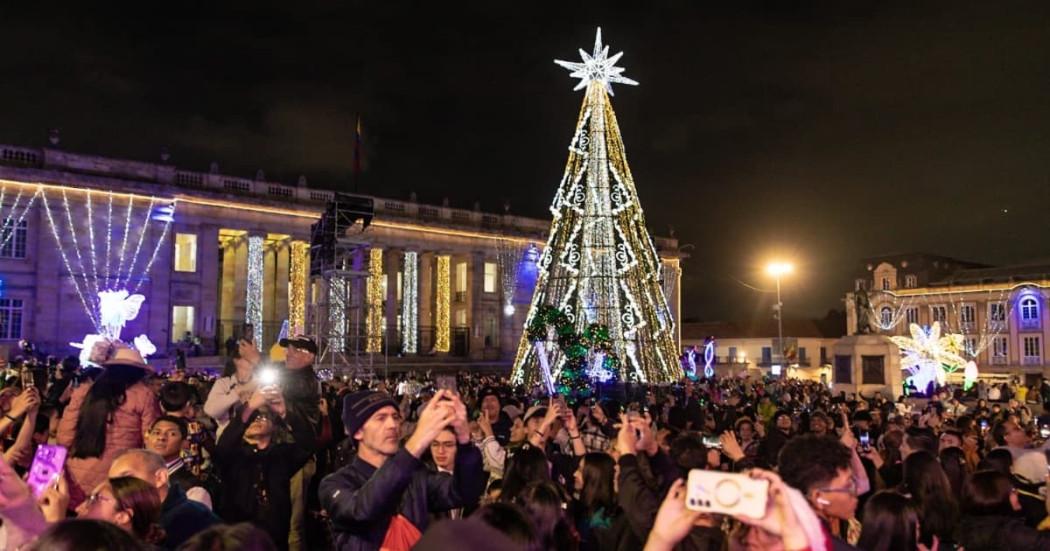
top-left (203, 339), bottom-right (259, 439)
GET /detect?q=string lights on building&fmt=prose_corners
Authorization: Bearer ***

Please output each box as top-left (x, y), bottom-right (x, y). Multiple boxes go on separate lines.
top-left (288, 241), bottom-right (309, 334)
top-left (245, 235), bottom-right (264, 349)
top-left (436, 255), bottom-right (451, 352)
top-left (328, 277), bottom-right (347, 351)
top-left (401, 251), bottom-right (418, 354)
top-left (366, 247), bottom-right (384, 353)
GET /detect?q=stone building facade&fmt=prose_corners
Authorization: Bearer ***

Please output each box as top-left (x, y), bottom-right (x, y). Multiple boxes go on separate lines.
top-left (0, 143), bottom-right (682, 371)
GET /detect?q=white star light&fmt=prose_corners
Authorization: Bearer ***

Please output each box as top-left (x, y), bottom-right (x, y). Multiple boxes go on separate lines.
top-left (555, 27), bottom-right (638, 95)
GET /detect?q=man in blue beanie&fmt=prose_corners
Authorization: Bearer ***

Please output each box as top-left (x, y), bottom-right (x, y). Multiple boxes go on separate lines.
top-left (320, 388), bottom-right (486, 551)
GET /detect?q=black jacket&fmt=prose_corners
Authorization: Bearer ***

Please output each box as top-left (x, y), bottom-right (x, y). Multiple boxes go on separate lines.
top-left (320, 443), bottom-right (486, 551)
top-left (956, 514), bottom-right (1050, 551)
top-left (159, 484), bottom-right (220, 550)
top-left (617, 453), bottom-right (723, 551)
top-left (213, 409), bottom-right (317, 551)
top-left (280, 364), bottom-right (321, 430)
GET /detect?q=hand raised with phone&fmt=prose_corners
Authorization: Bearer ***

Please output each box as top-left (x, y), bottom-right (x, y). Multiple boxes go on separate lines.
top-left (405, 389), bottom-right (458, 458)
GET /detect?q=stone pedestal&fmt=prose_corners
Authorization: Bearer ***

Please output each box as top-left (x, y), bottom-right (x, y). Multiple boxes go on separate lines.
top-left (830, 335), bottom-right (902, 397)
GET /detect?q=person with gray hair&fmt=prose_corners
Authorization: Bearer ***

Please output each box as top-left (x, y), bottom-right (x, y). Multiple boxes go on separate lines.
top-left (108, 448), bottom-right (219, 550)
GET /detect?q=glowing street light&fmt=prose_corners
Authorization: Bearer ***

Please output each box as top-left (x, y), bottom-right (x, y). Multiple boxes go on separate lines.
top-left (766, 261), bottom-right (793, 375)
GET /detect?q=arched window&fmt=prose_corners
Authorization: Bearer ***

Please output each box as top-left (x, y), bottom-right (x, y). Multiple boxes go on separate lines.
top-left (1021, 296), bottom-right (1040, 322)
top-left (880, 306), bottom-right (893, 328)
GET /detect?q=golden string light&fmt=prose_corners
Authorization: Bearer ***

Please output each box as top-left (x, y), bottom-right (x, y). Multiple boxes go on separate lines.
top-left (366, 247), bottom-right (384, 353)
top-left (288, 241), bottom-right (309, 334)
top-left (435, 255), bottom-right (451, 352)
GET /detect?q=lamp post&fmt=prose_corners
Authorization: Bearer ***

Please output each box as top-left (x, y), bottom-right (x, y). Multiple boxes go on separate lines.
top-left (766, 262), bottom-right (793, 375)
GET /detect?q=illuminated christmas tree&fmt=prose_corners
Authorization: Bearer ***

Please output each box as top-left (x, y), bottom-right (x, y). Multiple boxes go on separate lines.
top-left (511, 28), bottom-right (679, 387)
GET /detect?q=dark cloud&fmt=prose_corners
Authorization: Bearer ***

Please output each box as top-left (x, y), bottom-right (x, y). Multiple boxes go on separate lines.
top-left (2, 2), bottom-right (1049, 323)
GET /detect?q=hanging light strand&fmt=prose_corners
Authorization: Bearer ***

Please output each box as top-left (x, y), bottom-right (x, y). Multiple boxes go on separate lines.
top-left (115, 196), bottom-right (134, 288)
top-left (85, 189), bottom-right (101, 298)
top-left (61, 189), bottom-right (98, 307)
top-left (129, 205), bottom-right (175, 295)
top-left (39, 188), bottom-right (100, 330)
top-left (104, 191), bottom-right (113, 289)
top-left (401, 251), bottom-right (418, 354)
top-left (119, 196), bottom-right (156, 290)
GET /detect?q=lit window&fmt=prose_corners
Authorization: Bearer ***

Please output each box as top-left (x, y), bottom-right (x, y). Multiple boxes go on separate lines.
top-left (1023, 336), bottom-right (1041, 359)
top-left (880, 306), bottom-right (893, 327)
top-left (931, 306), bottom-right (947, 323)
top-left (171, 306), bottom-right (195, 343)
top-left (484, 262), bottom-right (497, 293)
top-left (396, 272), bottom-right (402, 302)
top-left (173, 233), bottom-right (197, 272)
top-left (990, 303), bottom-right (1006, 322)
top-left (0, 220), bottom-right (27, 259)
top-left (960, 305), bottom-right (975, 324)
top-left (1021, 297), bottom-right (1039, 321)
top-left (456, 262), bottom-right (467, 293)
top-left (881, 278), bottom-right (890, 291)
top-left (904, 275), bottom-right (917, 288)
top-left (455, 309), bottom-right (467, 327)
top-left (993, 337), bottom-right (1008, 358)
top-left (0, 299), bottom-right (23, 339)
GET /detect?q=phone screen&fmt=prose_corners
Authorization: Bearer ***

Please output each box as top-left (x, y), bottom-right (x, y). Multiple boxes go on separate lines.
top-left (27, 445), bottom-right (67, 497)
top-left (859, 432), bottom-right (870, 450)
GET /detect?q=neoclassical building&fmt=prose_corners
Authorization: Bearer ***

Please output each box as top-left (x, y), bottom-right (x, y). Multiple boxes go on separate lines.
top-left (846, 253), bottom-right (1050, 385)
top-left (0, 142), bottom-right (682, 371)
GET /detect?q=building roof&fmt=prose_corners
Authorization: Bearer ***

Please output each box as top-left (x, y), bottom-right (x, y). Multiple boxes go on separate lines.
top-left (929, 262), bottom-right (1050, 286)
top-left (681, 318), bottom-right (843, 340)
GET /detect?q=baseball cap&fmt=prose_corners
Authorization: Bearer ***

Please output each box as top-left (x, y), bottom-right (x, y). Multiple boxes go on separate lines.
top-left (279, 335), bottom-right (318, 355)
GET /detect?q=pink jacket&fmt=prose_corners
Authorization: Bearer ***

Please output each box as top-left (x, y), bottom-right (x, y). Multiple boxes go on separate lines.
top-left (57, 381), bottom-right (160, 501)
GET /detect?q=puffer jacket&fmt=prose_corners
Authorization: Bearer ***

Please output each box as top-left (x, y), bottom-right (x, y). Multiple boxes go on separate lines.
top-left (57, 381), bottom-right (160, 504)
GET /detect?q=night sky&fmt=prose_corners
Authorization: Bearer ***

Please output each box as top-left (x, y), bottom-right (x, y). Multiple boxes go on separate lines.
top-left (3, 3), bottom-right (1050, 324)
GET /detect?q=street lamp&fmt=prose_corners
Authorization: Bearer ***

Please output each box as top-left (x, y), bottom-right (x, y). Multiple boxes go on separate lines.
top-left (766, 262), bottom-right (793, 375)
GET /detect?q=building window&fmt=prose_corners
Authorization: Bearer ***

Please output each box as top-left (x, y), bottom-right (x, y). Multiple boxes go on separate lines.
top-left (761, 347), bottom-right (771, 364)
top-left (834, 355), bottom-right (852, 384)
top-left (855, 279), bottom-right (867, 291)
top-left (483, 316), bottom-right (498, 347)
top-left (484, 262), bottom-right (497, 294)
top-left (861, 355), bottom-right (885, 385)
top-left (456, 262), bottom-right (467, 293)
top-left (171, 306), bottom-right (195, 343)
top-left (931, 306), bottom-right (947, 323)
top-left (960, 305), bottom-right (975, 324)
top-left (173, 233), bottom-right (197, 272)
top-left (993, 336), bottom-right (1008, 358)
top-left (1023, 336), bottom-right (1041, 363)
top-left (990, 302), bottom-right (1006, 322)
top-left (906, 307), bottom-right (919, 325)
top-left (799, 347), bottom-right (808, 363)
top-left (728, 347), bottom-right (737, 362)
top-left (881, 278), bottom-right (890, 291)
top-left (0, 299), bottom-right (23, 339)
top-left (964, 337), bottom-right (977, 357)
top-left (904, 274), bottom-right (917, 288)
top-left (0, 220), bottom-right (27, 259)
top-left (880, 306), bottom-right (893, 328)
top-left (820, 346), bottom-right (828, 364)
top-left (455, 309), bottom-right (467, 327)
top-left (1021, 297), bottom-right (1039, 323)
top-left (396, 272), bottom-right (402, 302)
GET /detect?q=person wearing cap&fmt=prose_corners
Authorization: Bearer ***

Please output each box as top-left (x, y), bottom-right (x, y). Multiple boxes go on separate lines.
top-left (276, 335), bottom-right (322, 551)
top-left (320, 388), bottom-right (486, 551)
top-left (477, 386), bottom-right (512, 446)
top-left (757, 409), bottom-right (795, 469)
top-left (212, 382), bottom-right (316, 551)
top-left (57, 344), bottom-right (161, 506)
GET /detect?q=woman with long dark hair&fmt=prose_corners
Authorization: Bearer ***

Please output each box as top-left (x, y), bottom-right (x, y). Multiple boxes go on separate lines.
top-left (499, 445), bottom-right (551, 504)
top-left (900, 450), bottom-right (958, 548)
top-left (571, 452), bottom-right (619, 551)
top-left (957, 470), bottom-right (1050, 549)
top-left (857, 491), bottom-right (924, 551)
top-left (57, 346), bottom-right (159, 505)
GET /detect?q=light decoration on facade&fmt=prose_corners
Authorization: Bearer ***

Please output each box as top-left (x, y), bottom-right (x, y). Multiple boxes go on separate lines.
top-left (245, 235), bottom-right (264, 349)
top-left (39, 187), bottom-right (174, 334)
top-left (891, 322), bottom-right (970, 392)
top-left (703, 338), bottom-right (716, 379)
top-left (401, 251), bottom-right (418, 354)
top-left (366, 248), bottom-right (384, 353)
top-left (435, 255), bottom-right (451, 352)
top-left (288, 242), bottom-right (309, 335)
top-left (498, 239), bottom-right (523, 317)
top-left (328, 277), bottom-right (347, 351)
top-left (512, 29), bottom-right (678, 386)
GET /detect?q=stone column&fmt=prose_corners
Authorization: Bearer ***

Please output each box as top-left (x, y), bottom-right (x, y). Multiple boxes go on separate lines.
top-left (435, 254), bottom-right (451, 353)
top-left (419, 252), bottom-right (435, 353)
top-left (275, 241), bottom-right (290, 327)
top-left (401, 251), bottom-right (419, 354)
top-left (288, 241), bottom-right (309, 335)
top-left (245, 232), bottom-right (265, 349)
top-left (198, 225), bottom-right (220, 352)
top-left (263, 241), bottom-right (278, 348)
top-left (470, 251), bottom-right (485, 360)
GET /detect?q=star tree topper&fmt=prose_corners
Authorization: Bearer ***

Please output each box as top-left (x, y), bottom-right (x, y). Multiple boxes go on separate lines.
top-left (555, 27), bottom-right (639, 95)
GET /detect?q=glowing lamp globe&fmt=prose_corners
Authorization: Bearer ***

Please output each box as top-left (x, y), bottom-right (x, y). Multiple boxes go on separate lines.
top-left (503, 304), bottom-right (516, 317)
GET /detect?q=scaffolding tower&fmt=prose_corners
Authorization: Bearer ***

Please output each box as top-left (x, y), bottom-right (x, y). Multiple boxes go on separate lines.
top-left (307, 193), bottom-right (375, 378)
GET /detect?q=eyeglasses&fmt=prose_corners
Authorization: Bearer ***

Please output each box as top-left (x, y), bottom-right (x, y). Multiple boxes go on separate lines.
top-left (817, 479), bottom-right (858, 497)
top-left (86, 492), bottom-right (115, 506)
top-left (430, 441), bottom-right (457, 450)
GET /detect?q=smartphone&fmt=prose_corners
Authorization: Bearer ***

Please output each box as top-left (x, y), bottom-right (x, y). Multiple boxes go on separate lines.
top-left (258, 368), bottom-right (279, 386)
top-left (1040, 425), bottom-right (1050, 439)
top-left (980, 419), bottom-right (989, 433)
top-left (859, 431), bottom-right (871, 451)
top-left (20, 369), bottom-right (32, 390)
top-left (26, 445), bottom-right (67, 497)
top-left (702, 435), bottom-right (722, 449)
top-left (686, 469), bottom-right (768, 519)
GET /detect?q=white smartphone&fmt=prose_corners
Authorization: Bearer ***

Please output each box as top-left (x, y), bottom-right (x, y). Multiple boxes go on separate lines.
top-left (686, 469), bottom-right (769, 519)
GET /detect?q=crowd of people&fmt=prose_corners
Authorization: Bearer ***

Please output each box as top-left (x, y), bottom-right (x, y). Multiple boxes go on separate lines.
top-left (0, 336), bottom-right (1048, 550)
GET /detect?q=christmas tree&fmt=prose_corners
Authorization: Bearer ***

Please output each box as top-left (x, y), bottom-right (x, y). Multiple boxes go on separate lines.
top-left (511, 28), bottom-right (679, 387)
